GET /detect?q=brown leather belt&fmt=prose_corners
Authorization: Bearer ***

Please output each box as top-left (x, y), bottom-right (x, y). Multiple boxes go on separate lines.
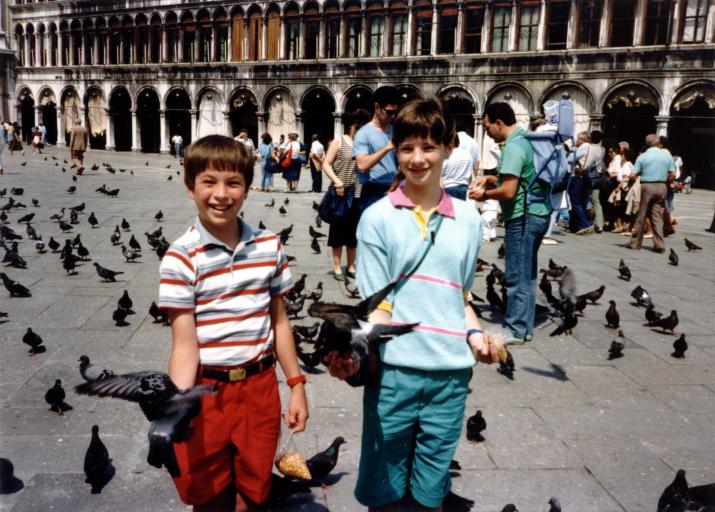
top-left (201, 354), bottom-right (275, 382)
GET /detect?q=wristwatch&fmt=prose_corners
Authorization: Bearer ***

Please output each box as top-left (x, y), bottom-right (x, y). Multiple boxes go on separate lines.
top-left (466, 328), bottom-right (483, 339)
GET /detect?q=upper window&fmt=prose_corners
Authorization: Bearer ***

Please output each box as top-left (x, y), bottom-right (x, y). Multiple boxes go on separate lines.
top-left (577, 0), bottom-right (603, 47)
top-left (610, 0), bottom-right (636, 46)
top-left (285, 6), bottom-right (300, 60)
top-left (546, 0), bottom-right (570, 49)
top-left (643, 0), bottom-right (672, 45)
top-left (519, 4), bottom-right (540, 51)
top-left (305, 6), bottom-right (320, 59)
top-left (438, 4), bottom-right (458, 54)
top-left (324, 2), bottom-right (340, 58)
top-left (492, 6), bottom-right (511, 52)
top-left (368, 8), bottom-right (385, 57)
top-left (680, 0), bottom-right (710, 43)
top-left (463, 2), bottom-right (485, 54)
top-left (414, 1), bottom-right (432, 56)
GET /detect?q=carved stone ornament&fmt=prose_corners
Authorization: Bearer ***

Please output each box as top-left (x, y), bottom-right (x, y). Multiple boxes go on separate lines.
top-left (673, 87), bottom-right (715, 111)
top-left (606, 88), bottom-right (657, 109)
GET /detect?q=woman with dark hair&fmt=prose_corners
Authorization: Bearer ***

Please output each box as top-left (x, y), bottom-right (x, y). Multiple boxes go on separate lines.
top-left (282, 132), bottom-right (302, 191)
top-left (257, 132), bottom-right (277, 191)
top-left (321, 110), bottom-right (370, 280)
top-left (8, 122), bottom-right (23, 156)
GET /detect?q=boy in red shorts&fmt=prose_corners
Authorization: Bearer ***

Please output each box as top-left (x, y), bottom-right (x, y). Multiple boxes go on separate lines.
top-left (158, 135), bottom-right (309, 511)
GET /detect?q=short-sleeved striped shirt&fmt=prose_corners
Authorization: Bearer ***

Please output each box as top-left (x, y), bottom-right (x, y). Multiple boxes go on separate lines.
top-left (158, 217), bottom-right (293, 366)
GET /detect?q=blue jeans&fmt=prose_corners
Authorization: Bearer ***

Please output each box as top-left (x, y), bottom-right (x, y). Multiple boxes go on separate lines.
top-left (359, 182), bottom-right (391, 212)
top-left (568, 176), bottom-right (592, 231)
top-left (504, 213), bottom-right (550, 339)
top-left (444, 185), bottom-right (468, 200)
top-left (261, 166), bottom-right (274, 190)
top-left (173, 143), bottom-right (182, 157)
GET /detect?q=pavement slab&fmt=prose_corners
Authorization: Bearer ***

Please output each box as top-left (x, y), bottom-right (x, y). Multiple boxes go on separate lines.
top-left (1, 146), bottom-right (714, 511)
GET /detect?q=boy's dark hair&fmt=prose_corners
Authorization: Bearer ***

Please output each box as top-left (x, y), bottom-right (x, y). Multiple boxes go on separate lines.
top-left (392, 97), bottom-right (456, 149)
top-left (373, 86), bottom-right (400, 109)
top-left (590, 130), bottom-right (603, 144)
top-left (183, 135), bottom-right (254, 189)
top-left (311, 133), bottom-right (319, 141)
top-left (483, 102), bottom-right (516, 126)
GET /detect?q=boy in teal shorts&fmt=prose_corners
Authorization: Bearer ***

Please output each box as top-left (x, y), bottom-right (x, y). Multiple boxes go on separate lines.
top-left (327, 98), bottom-right (499, 511)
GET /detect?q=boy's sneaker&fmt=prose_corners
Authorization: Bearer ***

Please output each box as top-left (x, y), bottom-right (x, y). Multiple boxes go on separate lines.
top-left (504, 335), bottom-right (526, 346)
top-left (524, 334), bottom-right (533, 342)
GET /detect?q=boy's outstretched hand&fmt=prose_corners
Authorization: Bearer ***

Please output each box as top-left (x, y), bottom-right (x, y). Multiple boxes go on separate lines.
top-left (284, 386), bottom-right (309, 433)
top-left (323, 351), bottom-right (360, 380)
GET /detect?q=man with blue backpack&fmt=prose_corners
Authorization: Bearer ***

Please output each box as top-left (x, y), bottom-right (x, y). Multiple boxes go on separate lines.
top-left (470, 102), bottom-right (554, 345)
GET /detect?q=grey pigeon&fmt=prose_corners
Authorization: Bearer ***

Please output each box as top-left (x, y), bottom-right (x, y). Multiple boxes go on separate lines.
top-left (79, 355), bottom-right (114, 382)
top-left (84, 425), bottom-right (111, 494)
top-left (631, 285), bottom-right (654, 308)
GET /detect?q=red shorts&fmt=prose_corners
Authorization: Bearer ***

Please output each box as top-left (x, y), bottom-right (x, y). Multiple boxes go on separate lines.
top-left (172, 367), bottom-right (281, 505)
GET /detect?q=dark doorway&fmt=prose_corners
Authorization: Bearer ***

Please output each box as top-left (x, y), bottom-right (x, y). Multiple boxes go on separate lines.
top-left (19, 93), bottom-right (35, 144)
top-left (603, 99), bottom-right (657, 154)
top-left (444, 96), bottom-right (476, 137)
top-left (302, 88), bottom-right (335, 147)
top-left (137, 90), bottom-right (160, 153)
top-left (109, 88), bottom-right (131, 151)
top-left (41, 101), bottom-right (58, 145)
top-left (229, 90), bottom-right (258, 143)
top-left (670, 95), bottom-right (715, 189)
top-left (166, 89), bottom-right (192, 149)
top-left (343, 87), bottom-right (373, 127)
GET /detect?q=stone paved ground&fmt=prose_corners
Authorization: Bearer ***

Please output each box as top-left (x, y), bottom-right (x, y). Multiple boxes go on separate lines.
top-left (0, 145), bottom-right (713, 512)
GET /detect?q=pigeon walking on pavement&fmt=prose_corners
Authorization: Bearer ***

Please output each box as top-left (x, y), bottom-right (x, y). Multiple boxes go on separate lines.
top-left (652, 310), bottom-right (679, 334)
top-left (0, 273), bottom-right (31, 297)
top-left (466, 410), bottom-right (486, 442)
top-left (671, 334), bottom-right (688, 358)
top-left (84, 425), bottom-right (111, 494)
top-left (684, 238), bottom-right (702, 251)
top-left (605, 300), bottom-right (620, 328)
top-left (94, 263), bottom-right (124, 282)
top-left (22, 328), bottom-right (46, 355)
top-left (45, 379), bottom-right (67, 415)
top-left (608, 340), bottom-right (625, 360)
top-left (305, 436), bottom-right (346, 483)
top-left (668, 248), bottom-right (679, 266)
top-left (618, 259), bottom-right (631, 281)
top-left (79, 355), bottom-right (114, 382)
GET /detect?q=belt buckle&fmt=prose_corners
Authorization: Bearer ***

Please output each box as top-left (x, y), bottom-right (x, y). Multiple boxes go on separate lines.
top-left (228, 368), bottom-right (246, 382)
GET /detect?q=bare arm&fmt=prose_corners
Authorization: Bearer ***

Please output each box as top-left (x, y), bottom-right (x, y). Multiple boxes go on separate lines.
top-left (464, 301), bottom-right (496, 364)
top-left (355, 141), bottom-right (394, 174)
top-left (321, 138), bottom-right (343, 187)
top-left (272, 295), bottom-right (309, 432)
top-left (168, 310), bottom-right (200, 390)
top-left (469, 174), bottom-right (518, 201)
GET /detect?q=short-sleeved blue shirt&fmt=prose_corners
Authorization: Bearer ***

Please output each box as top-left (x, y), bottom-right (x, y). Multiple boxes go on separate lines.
top-left (634, 147), bottom-right (675, 182)
top-left (352, 123), bottom-right (398, 185)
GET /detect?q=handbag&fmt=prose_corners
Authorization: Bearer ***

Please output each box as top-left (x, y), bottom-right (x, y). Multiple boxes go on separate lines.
top-left (279, 145), bottom-right (292, 169)
top-left (264, 155), bottom-right (281, 174)
top-left (318, 185), bottom-right (355, 224)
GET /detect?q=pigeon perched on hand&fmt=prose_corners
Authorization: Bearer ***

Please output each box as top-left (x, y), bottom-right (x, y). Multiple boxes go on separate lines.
top-left (84, 425), bottom-right (111, 494)
top-left (307, 281), bottom-right (418, 363)
top-left (23, 328), bottom-right (46, 355)
top-left (75, 371), bottom-right (216, 476)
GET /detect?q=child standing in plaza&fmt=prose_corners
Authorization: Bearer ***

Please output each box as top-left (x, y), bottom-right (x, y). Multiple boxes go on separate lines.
top-left (158, 135), bottom-right (308, 511)
top-left (327, 98), bottom-right (498, 511)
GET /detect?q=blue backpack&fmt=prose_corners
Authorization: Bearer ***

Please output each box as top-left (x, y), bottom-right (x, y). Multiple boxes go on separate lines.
top-left (523, 99), bottom-right (574, 207)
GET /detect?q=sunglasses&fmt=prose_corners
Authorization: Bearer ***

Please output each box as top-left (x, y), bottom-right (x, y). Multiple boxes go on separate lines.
top-left (383, 108), bottom-right (398, 116)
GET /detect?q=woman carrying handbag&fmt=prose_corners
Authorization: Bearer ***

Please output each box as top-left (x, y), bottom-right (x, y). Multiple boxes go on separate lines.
top-left (320, 110), bottom-right (370, 280)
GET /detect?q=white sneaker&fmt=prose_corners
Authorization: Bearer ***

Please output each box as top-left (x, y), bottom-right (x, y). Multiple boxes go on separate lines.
top-left (542, 237), bottom-right (559, 245)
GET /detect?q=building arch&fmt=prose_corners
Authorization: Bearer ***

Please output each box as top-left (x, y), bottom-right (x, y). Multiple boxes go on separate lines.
top-left (302, 0), bottom-right (322, 15)
top-left (342, 84), bottom-right (374, 115)
top-left (396, 84), bottom-right (425, 105)
top-left (228, 88), bottom-right (258, 143)
top-left (601, 80), bottom-right (661, 152)
top-left (136, 87), bottom-right (161, 152)
top-left (669, 80), bottom-right (715, 189)
top-left (196, 88), bottom-right (227, 138)
top-left (84, 86), bottom-right (107, 149)
top-left (264, 87), bottom-right (297, 141)
top-left (483, 82), bottom-right (533, 168)
top-left (301, 86), bottom-right (337, 145)
top-left (108, 86), bottom-right (132, 151)
top-left (37, 86), bottom-right (58, 144)
top-left (539, 81), bottom-right (596, 138)
top-left (437, 84), bottom-right (478, 136)
top-left (60, 86), bottom-right (81, 146)
top-left (166, 87), bottom-right (193, 147)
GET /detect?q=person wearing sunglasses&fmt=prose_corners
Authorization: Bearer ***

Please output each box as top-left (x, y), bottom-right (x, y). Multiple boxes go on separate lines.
top-left (353, 86), bottom-right (401, 212)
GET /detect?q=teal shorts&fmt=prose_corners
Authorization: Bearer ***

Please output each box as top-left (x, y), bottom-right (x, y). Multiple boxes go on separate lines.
top-left (354, 363), bottom-right (471, 508)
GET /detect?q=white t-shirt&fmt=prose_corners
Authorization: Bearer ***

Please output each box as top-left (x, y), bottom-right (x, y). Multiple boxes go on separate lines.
top-left (310, 140), bottom-right (325, 159)
top-left (171, 135), bottom-right (183, 145)
top-left (441, 132), bottom-right (479, 188)
top-left (237, 137), bottom-right (255, 152)
top-left (620, 161), bottom-right (634, 181)
top-left (608, 154), bottom-right (622, 181)
top-left (673, 156), bottom-right (682, 179)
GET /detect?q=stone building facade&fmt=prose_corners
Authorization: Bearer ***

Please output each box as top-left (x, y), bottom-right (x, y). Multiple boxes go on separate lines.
top-left (6, 0), bottom-right (715, 186)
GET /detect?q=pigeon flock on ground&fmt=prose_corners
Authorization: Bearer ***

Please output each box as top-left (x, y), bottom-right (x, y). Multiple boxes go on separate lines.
top-left (1, 151), bottom-right (712, 511)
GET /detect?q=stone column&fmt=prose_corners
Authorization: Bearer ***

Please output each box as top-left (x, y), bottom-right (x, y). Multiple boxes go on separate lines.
top-left (455, 2), bottom-right (465, 54)
top-left (190, 109), bottom-right (198, 141)
top-left (226, 23), bottom-right (232, 62)
top-left (131, 109), bottom-right (140, 152)
top-left (599, 0), bottom-right (610, 47)
top-left (224, 111), bottom-right (231, 137)
top-left (566, 0), bottom-right (578, 49)
top-left (159, 109), bottom-right (168, 153)
top-left (589, 114), bottom-right (604, 132)
top-left (162, 27), bottom-right (168, 62)
top-left (430, 5), bottom-right (438, 55)
top-left (105, 108), bottom-right (114, 150)
top-left (633, 0), bottom-right (647, 45)
top-left (194, 23), bottom-right (201, 62)
top-left (333, 113), bottom-right (343, 137)
top-left (178, 27), bottom-right (185, 61)
top-left (655, 116), bottom-right (670, 136)
top-left (705, 1), bottom-right (715, 42)
top-left (481, 3), bottom-right (491, 52)
top-left (318, 17), bottom-right (325, 58)
top-left (57, 108), bottom-right (66, 147)
top-left (43, 32), bottom-right (49, 66)
top-left (243, 19), bottom-right (250, 61)
top-left (361, 12), bottom-right (368, 57)
top-left (536, 0), bottom-right (547, 51)
top-left (508, 0), bottom-right (518, 51)
top-left (93, 31), bottom-right (99, 65)
top-left (670, 0), bottom-right (682, 43)
top-left (339, 14), bottom-right (346, 57)
top-left (406, 6), bottom-right (414, 55)
top-left (295, 112), bottom-right (304, 139)
top-left (58, 30), bottom-right (65, 66)
top-left (382, 9), bottom-right (390, 56)
top-left (279, 17), bottom-right (286, 60)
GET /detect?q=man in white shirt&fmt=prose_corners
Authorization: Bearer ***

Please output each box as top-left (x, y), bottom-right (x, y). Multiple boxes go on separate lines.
top-left (235, 129), bottom-right (255, 153)
top-left (309, 134), bottom-right (325, 193)
top-left (441, 131), bottom-right (479, 200)
top-left (171, 133), bottom-right (183, 158)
